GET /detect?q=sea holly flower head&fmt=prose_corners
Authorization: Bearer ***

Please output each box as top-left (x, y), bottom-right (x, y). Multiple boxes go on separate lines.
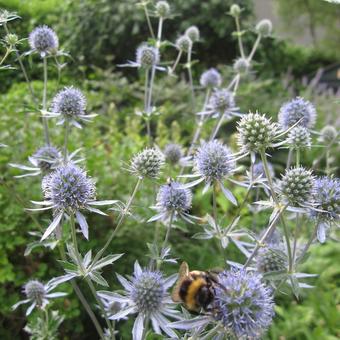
top-left (256, 248), bottom-right (287, 274)
top-left (28, 25), bottom-right (59, 56)
top-left (255, 19), bottom-right (273, 36)
top-left (319, 125), bottom-right (338, 145)
top-left (176, 35), bottom-right (192, 53)
top-left (233, 57), bottom-right (250, 75)
top-left (130, 148), bottom-right (165, 179)
top-left (279, 167), bottom-right (314, 207)
top-left (48, 86), bottom-right (96, 128)
top-left (149, 181), bottom-right (194, 223)
top-left (213, 269), bottom-right (275, 338)
top-left (200, 68), bottom-right (222, 88)
top-left (311, 176), bottom-right (340, 223)
top-left (230, 4), bottom-right (241, 17)
top-left (155, 1), bottom-right (170, 18)
top-left (237, 112), bottom-right (279, 153)
top-left (184, 140), bottom-right (237, 205)
top-left (207, 88), bottom-right (236, 117)
top-left (12, 276), bottom-right (69, 316)
top-left (286, 126), bottom-right (311, 149)
top-left (98, 261), bottom-right (179, 340)
top-left (31, 163), bottom-right (117, 240)
top-left (185, 26), bottom-right (200, 43)
top-left (278, 97), bottom-right (317, 129)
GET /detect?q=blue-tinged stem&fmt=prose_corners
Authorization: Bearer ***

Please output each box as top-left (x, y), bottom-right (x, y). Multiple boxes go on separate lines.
top-left (42, 56), bottom-right (50, 145)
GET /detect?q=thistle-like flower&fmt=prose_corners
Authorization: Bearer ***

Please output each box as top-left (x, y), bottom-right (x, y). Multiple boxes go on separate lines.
top-left (279, 167), bottom-right (314, 206)
top-left (230, 4), bottom-right (241, 17)
top-left (312, 177), bottom-right (339, 222)
top-left (213, 269), bottom-right (275, 338)
top-left (286, 126), bottom-right (311, 149)
top-left (10, 146), bottom-right (62, 178)
top-left (31, 163), bottom-right (116, 240)
top-left (185, 26), bottom-right (200, 43)
top-left (207, 88), bottom-right (236, 118)
top-left (176, 35), bottom-right (192, 53)
top-left (149, 181), bottom-right (193, 223)
top-left (278, 97), bottom-right (317, 129)
top-left (48, 86), bottom-right (96, 128)
top-left (163, 143), bottom-right (182, 165)
top-left (200, 68), bottom-right (222, 88)
top-left (12, 277), bottom-right (68, 316)
top-left (28, 25), bottom-right (59, 56)
top-left (237, 112), bottom-right (279, 153)
top-left (184, 140), bottom-right (237, 204)
top-left (256, 248), bottom-right (287, 274)
top-left (130, 148), bottom-right (165, 179)
top-left (318, 125), bottom-right (338, 145)
top-left (171, 269), bottom-right (274, 339)
top-left (233, 57), bottom-right (250, 75)
top-left (119, 44), bottom-right (164, 71)
top-left (98, 262), bottom-right (179, 340)
top-left (155, 1), bottom-right (170, 18)
top-left (255, 19), bottom-right (273, 36)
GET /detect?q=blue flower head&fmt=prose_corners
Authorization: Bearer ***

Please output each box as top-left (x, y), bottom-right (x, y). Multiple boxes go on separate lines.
top-left (200, 68), bottom-right (222, 88)
top-left (213, 269), bottom-right (275, 338)
top-left (29, 25), bottom-right (58, 55)
top-left (278, 97), bottom-right (316, 129)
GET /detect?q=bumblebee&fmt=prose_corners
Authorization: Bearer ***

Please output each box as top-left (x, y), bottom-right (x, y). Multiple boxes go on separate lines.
top-left (171, 262), bottom-right (219, 312)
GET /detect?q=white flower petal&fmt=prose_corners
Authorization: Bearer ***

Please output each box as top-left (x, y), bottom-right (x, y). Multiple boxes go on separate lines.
top-left (41, 212), bottom-right (63, 241)
top-left (132, 313), bottom-right (144, 340)
top-left (76, 211), bottom-right (89, 240)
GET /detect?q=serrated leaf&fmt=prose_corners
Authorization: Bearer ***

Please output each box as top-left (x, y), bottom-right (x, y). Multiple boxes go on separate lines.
top-left (88, 271), bottom-right (109, 287)
top-left (92, 253), bottom-right (124, 271)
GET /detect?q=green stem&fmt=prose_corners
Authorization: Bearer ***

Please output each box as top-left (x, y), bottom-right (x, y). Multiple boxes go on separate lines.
top-left (292, 213), bottom-right (300, 263)
top-left (235, 16), bottom-right (245, 58)
top-left (0, 48), bottom-right (10, 66)
top-left (187, 46), bottom-right (195, 109)
top-left (296, 149), bottom-right (300, 167)
top-left (58, 245), bottom-right (105, 339)
top-left (4, 23), bottom-right (37, 105)
top-left (63, 120), bottom-right (70, 162)
top-left (286, 148), bottom-right (293, 169)
top-left (69, 215), bottom-right (114, 339)
top-left (260, 150), bottom-right (293, 271)
top-left (143, 5), bottom-right (155, 39)
top-left (42, 56), bottom-right (50, 145)
top-left (248, 34), bottom-right (261, 61)
top-left (156, 17), bottom-right (163, 48)
top-left (142, 315), bottom-right (150, 340)
top-left (170, 50), bottom-right (182, 74)
top-left (158, 211), bottom-right (174, 270)
top-left (91, 178), bottom-right (142, 268)
top-left (298, 219), bottom-right (319, 263)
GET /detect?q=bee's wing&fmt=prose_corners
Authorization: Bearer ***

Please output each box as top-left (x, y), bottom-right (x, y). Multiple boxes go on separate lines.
top-left (171, 262), bottom-right (189, 302)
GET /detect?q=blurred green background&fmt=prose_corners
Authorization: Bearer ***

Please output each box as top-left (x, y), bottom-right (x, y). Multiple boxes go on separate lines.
top-left (0, 0), bottom-right (339, 339)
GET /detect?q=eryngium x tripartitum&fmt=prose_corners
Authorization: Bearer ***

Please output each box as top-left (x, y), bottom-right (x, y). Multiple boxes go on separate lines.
top-left (319, 125), bottom-right (338, 145)
top-left (155, 1), bottom-right (170, 18)
top-left (195, 140), bottom-right (235, 182)
top-left (237, 112), bottom-right (278, 152)
top-left (185, 26), bottom-right (200, 42)
top-left (136, 45), bottom-right (160, 68)
top-left (32, 145), bottom-right (61, 172)
top-left (286, 126), bottom-right (311, 149)
top-left (156, 181), bottom-right (192, 215)
top-left (213, 269), bottom-right (274, 338)
top-left (200, 68), bottom-right (222, 88)
top-left (176, 35), bottom-right (192, 52)
top-left (256, 248), bottom-right (287, 274)
top-left (233, 57), bottom-right (250, 75)
top-left (42, 163), bottom-right (96, 212)
top-left (51, 86), bottom-right (86, 118)
top-left (278, 97), bottom-right (317, 129)
top-left (105, 262), bottom-right (179, 339)
top-left (24, 280), bottom-right (46, 307)
top-left (29, 25), bottom-right (58, 55)
top-left (208, 89), bottom-right (235, 116)
top-left (163, 143), bottom-right (183, 165)
top-left (255, 19), bottom-right (273, 36)
top-left (130, 148), bottom-right (165, 179)
top-left (312, 176), bottom-right (340, 222)
top-left (280, 167), bottom-right (314, 206)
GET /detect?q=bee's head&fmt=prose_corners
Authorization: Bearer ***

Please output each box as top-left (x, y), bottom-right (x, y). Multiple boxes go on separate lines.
top-left (196, 284), bottom-right (214, 309)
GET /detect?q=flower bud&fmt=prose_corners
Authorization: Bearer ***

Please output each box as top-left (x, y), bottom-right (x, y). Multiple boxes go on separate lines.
top-left (255, 19), bottom-right (273, 36)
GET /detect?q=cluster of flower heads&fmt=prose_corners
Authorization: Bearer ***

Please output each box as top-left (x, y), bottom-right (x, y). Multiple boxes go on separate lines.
top-left (176, 25), bottom-right (200, 53)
